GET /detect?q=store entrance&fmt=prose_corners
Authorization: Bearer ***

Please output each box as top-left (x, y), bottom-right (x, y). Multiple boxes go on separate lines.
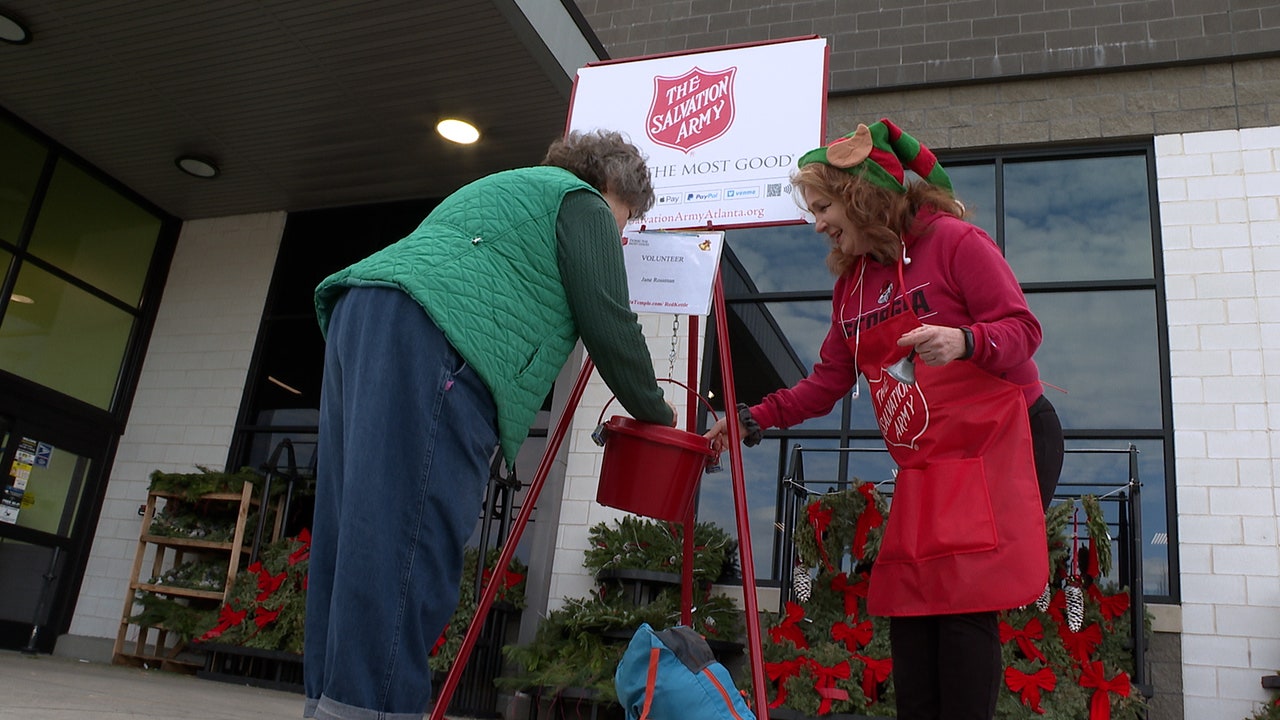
top-left (0, 397), bottom-right (111, 653)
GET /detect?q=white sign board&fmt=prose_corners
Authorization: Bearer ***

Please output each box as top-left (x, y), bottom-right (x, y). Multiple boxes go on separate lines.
top-left (622, 230), bottom-right (725, 316)
top-left (569, 37), bottom-right (827, 231)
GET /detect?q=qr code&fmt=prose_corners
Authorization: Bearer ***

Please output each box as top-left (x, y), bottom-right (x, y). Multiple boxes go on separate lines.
top-left (767, 183), bottom-right (782, 197)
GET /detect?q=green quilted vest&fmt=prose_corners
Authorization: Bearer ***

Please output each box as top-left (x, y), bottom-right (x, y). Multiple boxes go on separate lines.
top-left (315, 166), bottom-right (597, 465)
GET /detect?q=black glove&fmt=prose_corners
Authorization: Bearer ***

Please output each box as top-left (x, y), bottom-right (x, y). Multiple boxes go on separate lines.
top-left (737, 403), bottom-right (763, 447)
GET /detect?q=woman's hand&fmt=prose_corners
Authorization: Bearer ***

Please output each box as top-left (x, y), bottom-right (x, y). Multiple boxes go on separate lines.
top-left (703, 415), bottom-right (744, 453)
top-left (897, 324), bottom-right (968, 366)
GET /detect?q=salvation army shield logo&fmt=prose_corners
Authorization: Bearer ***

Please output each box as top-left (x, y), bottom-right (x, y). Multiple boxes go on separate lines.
top-left (647, 66), bottom-right (737, 153)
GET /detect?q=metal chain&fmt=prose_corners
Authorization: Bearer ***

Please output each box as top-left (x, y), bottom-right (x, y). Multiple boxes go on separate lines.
top-left (667, 315), bottom-right (680, 378)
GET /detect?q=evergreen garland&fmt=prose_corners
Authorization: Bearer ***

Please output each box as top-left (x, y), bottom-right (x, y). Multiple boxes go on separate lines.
top-left (148, 467), bottom-right (262, 501)
top-left (583, 515), bottom-right (739, 582)
top-left (128, 593), bottom-right (218, 642)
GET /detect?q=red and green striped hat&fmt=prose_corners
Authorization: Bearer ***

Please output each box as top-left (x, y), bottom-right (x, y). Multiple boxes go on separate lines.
top-left (798, 118), bottom-right (952, 194)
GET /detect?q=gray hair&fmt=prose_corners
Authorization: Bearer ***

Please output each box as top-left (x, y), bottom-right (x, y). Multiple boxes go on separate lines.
top-left (542, 130), bottom-right (655, 218)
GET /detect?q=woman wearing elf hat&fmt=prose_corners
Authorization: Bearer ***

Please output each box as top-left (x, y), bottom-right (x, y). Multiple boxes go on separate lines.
top-left (706, 118), bottom-right (1064, 720)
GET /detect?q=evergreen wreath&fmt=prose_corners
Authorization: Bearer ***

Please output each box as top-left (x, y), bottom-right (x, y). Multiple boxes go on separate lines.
top-left (194, 530), bottom-right (311, 654)
top-left (763, 484), bottom-right (1151, 719)
top-left (429, 546), bottom-right (529, 673)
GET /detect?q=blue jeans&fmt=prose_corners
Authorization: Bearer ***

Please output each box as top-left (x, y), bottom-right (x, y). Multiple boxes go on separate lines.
top-left (305, 287), bottom-right (498, 720)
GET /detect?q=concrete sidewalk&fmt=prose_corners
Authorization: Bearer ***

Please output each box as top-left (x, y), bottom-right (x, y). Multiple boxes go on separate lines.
top-left (0, 649), bottom-right (302, 719)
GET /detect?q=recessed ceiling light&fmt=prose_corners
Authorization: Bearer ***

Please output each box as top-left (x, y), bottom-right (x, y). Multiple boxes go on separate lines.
top-left (175, 155), bottom-right (220, 179)
top-left (437, 119), bottom-right (480, 145)
top-left (0, 10), bottom-right (30, 44)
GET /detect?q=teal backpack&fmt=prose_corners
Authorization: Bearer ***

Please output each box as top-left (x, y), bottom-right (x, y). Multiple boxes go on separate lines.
top-left (615, 623), bottom-right (757, 720)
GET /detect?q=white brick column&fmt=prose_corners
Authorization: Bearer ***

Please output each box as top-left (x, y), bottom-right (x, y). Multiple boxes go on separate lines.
top-left (1157, 126), bottom-right (1280, 719)
top-left (69, 212), bottom-right (285, 642)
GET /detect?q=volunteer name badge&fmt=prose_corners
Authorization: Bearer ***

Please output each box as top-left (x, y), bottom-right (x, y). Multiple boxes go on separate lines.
top-left (622, 231), bottom-right (725, 316)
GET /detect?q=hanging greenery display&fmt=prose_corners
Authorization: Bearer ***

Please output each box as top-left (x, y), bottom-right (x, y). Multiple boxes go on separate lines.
top-left (762, 482), bottom-right (1151, 720)
top-left (500, 516), bottom-right (746, 704)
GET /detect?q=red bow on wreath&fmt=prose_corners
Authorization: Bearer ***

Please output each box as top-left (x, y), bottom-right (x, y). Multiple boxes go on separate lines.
top-left (1088, 585), bottom-right (1130, 624)
top-left (1004, 666), bottom-right (1057, 714)
top-left (853, 483), bottom-right (883, 558)
top-left (830, 572), bottom-right (870, 619)
top-left (255, 568), bottom-right (288, 602)
top-left (768, 602), bottom-right (810, 649)
top-left (1078, 660), bottom-right (1130, 720)
top-left (852, 654), bottom-right (892, 706)
top-left (832, 619), bottom-right (874, 651)
top-left (288, 529), bottom-right (311, 566)
top-left (481, 566), bottom-right (527, 602)
top-left (806, 658), bottom-right (851, 714)
top-left (430, 623), bottom-right (449, 657)
top-left (764, 657), bottom-right (805, 708)
top-left (252, 604), bottom-right (282, 630)
top-left (999, 617), bottom-right (1047, 663)
top-left (196, 603), bottom-right (248, 642)
top-left (807, 502), bottom-right (835, 571)
top-left (1059, 621), bottom-right (1103, 663)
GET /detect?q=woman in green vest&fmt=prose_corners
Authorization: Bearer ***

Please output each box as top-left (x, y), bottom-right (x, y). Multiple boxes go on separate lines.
top-left (306, 130), bottom-right (676, 720)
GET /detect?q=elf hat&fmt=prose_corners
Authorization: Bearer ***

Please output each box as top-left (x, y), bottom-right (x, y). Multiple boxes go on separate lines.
top-left (797, 118), bottom-right (952, 194)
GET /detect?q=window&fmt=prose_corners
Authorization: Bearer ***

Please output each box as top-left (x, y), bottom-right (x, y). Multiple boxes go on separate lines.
top-left (700, 143), bottom-right (1176, 601)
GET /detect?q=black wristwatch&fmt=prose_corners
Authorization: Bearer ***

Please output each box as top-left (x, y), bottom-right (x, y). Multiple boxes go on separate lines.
top-left (960, 327), bottom-right (975, 360)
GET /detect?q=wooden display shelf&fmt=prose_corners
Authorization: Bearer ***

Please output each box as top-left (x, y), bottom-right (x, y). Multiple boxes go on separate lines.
top-left (112, 480), bottom-right (259, 670)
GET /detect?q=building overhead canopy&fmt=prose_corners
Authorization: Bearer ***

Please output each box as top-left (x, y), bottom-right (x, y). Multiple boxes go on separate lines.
top-left (0, 0), bottom-right (602, 219)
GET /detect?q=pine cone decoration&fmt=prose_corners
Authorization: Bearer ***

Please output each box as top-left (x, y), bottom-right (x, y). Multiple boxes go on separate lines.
top-left (792, 564), bottom-right (813, 603)
top-left (1065, 579), bottom-right (1085, 632)
top-left (1035, 581), bottom-right (1052, 613)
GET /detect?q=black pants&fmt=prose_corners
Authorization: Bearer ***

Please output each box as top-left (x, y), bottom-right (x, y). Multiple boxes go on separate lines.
top-left (889, 394), bottom-right (1064, 720)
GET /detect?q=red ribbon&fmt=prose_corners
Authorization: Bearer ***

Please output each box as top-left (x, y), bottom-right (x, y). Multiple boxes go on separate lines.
top-left (852, 654), bottom-right (892, 705)
top-left (252, 604), bottom-right (282, 630)
top-left (832, 619), bottom-right (874, 651)
top-left (830, 572), bottom-right (870, 620)
top-left (1078, 660), bottom-right (1130, 720)
top-left (287, 529), bottom-right (311, 566)
top-left (1047, 588), bottom-right (1065, 623)
top-left (430, 624), bottom-right (449, 657)
top-left (482, 566), bottom-right (527, 601)
top-left (999, 617), bottom-right (1047, 663)
top-left (1004, 666), bottom-right (1057, 714)
top-left (807, 502), bottom-right (835, 570)
top-left (853, 483), bottom-right (883, 558)
top-left (1088, 585), bottom-right (1130, 624)
top-left (806, 658), bottom-right (851, 714)
top-left (197, 603), bottom-right (248, 642)
top-left (1059, 621), bottom-right (1103, 663)
top-left (255, 569), bottom-right (288, 602)
top-left (768, 602), bottom-right (810, 649)
top-left (764, 657), bottom-right (805, 708)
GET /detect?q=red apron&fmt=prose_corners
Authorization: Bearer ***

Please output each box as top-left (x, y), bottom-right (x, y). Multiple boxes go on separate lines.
top-left (848, 267), bottom-right (1047, 617)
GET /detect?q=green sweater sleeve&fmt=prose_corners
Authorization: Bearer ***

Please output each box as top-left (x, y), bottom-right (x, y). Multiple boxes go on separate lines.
top-left (557, 190), bottom-right (674, 426)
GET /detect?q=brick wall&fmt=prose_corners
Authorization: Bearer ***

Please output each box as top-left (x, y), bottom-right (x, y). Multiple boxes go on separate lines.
top-left (1156, 125), bottom-right (1280, 719)
top-left (69, 212), bottom-right (285, 644)
top-left (575, 0), bottom-right (1280, 94)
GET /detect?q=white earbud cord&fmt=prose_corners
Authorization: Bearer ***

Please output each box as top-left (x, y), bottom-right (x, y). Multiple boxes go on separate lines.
top-left (838, 258), bottom-right (867, 399)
